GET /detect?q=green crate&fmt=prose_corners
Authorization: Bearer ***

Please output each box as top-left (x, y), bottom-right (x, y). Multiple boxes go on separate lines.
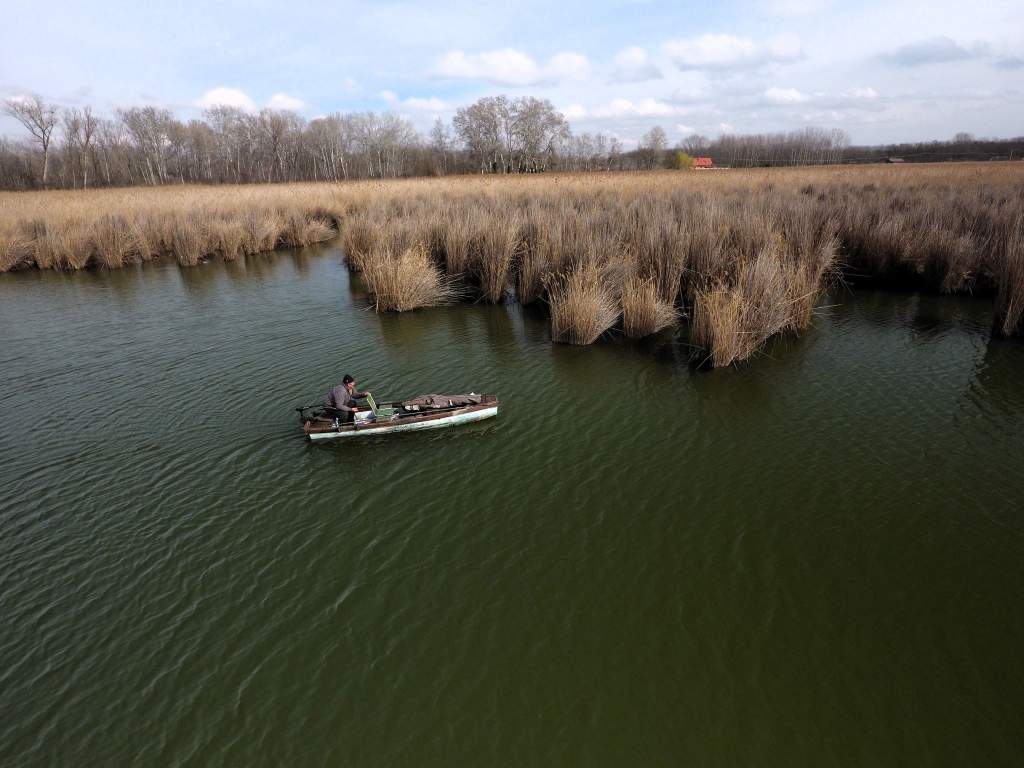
top-left (366, 393), bottom-right (397, 419)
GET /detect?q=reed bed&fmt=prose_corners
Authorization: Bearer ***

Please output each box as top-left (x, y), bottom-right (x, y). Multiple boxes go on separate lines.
top-left (0, 184), bottom-right (342, 272)
top-left (2, 163), bottom-right (1023, 365)
top-left (621, 274), bottom-right (679, 338)
top-left (546, 261), bottom-right (620, 345)
top-left (994, 214), bottom-right (1024, 337)
top-left (361, 243), bottom-right (456, 312)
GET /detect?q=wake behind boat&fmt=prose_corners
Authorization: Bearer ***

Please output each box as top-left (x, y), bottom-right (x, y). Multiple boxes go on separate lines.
top-left (298, 393), bottom-right (499, 441)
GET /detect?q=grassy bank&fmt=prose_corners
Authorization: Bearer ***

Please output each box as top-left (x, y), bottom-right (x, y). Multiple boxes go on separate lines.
top-left (0, 184), bottom-right (344, 271)
top-left (2, 164), bottom-right (1022, 365)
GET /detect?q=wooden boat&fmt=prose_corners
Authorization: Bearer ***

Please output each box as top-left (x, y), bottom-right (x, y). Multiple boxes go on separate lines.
top-left (299, 394), bottom-right (499, 441)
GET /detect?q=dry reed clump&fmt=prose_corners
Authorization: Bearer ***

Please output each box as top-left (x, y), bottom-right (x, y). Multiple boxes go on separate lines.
top-left (0, 184), bottom-right (354, 273)
top-left (340, 213), bottom-right (379, 271)
top-left (171, 214), bottom-right (208, 266)
top-left (438, 202), bottom-right (475, 276)
top-left (622, 195), bottom-right (689, 303)
top-left (546, 261), bottom-right (620, 344)
top-left (130, 216), bottom-right (167, 261)
top-left (241, 209), bottom-right (282, 255)
top-left (0, 230), bottom-right (33, 271)
top-left (208, 218), bottom-right (247, 261)
top-left (517, 207), bottom-right (589, 303)
top-left (90, 215), bottom-right (137, 268)
top-left (361, 242), bottom-right (456, 312)
top-left (470, 213), bottom-right (522, 302)
top-left (621, 274), bottom-right (680, 338)
top-left (681, 199), bottom-right (728, 298)
top-left (280, 210), bottom-right (334, 248)
top-left (774, 202), bottom-right (839, 328)
top-left (994, 214), bottom-right (1024, 337)
top-left (692, 249), bottom-right (793, 367)
top-left (516, 209), bottom-right (551, 304)
top-left (32, 219), bottom-right (93, 270)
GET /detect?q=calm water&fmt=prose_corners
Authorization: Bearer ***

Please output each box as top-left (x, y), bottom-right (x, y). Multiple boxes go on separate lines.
top-left (1, 246), bottom-right (1023, 767)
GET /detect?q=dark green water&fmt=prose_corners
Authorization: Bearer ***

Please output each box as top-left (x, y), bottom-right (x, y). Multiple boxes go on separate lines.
top-left (1, 246), bottom-right (1023, 767)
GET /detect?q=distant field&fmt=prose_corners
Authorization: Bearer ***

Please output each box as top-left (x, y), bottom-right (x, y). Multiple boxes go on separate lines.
top-left (2, 163), bottom-right (1022, 365)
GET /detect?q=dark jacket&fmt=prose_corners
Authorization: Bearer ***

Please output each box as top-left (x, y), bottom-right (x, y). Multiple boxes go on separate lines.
top-left (324, 385), bottom-right (368, 413)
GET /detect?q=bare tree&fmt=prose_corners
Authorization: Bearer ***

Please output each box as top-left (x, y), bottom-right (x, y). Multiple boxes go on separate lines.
top-left (7, 88), bottom-right (1012, 190)
top-left (680, 134), bottom-right (710, 155)
top-left (511, 97), bottom-right (568, 171)
top-left (608, 136), bottom-right (623, 170)
top-left (430, 117), bottom-right (452, 175)
top-left (453, 95), bottom-right (568, 173)
top-left (638, 126), bottom-right (668, 169)
top-left (119, 107), bottom-right (177, 185)
top-left (258, 109), bottom-right (305, 182)
top-left (61, 106), bottom-right (99, 188)
top-left (453, 97), bottom-right (505, 172)
top-left (4, 94), bottom-right (60, 186)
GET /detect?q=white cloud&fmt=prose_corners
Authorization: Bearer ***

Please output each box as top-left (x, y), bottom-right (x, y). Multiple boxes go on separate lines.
top-left (380, 90), bottom-right (448, 112)
top-left (342, 77), bottom-right (359, 90)
top-left (799, 109), bottom-right (846, 123)
top-left (719, 122), bottom-right (736, 133)
top-left (610, 46), bottom-right (662, 83)
top-left (675, 124), bottom-right (695, 135)
top-left (844, 86), bottom-right (879, 100)
top-left (763, 87), bottom-right (808, 105)
top-left (267, 92), bottom-right (305, 111)
top-left (993, 56), bottom-right (1024, 70)
top-left (561, 103), bottom-right (588, 120)
top-left (756, 85), bottom-right (885, 113)
top-left (664, 33), bottom-right (801, 70)
top-left (669, 72), bottom-right (714, 103)
top-left (763, 0), bottom-right (833, 17)
top-left (547, 52), bottom-right (592, 81)
top-left (196, 86), bottom-right (256, 111)
top-left (595, 97), bottom-right (679, 118)
top-left (404, 96), bottom-right (448, 112)
top-left (880, 37), bottom-right (988, 67)
top-left (431, 48), bottom-right (591, 86)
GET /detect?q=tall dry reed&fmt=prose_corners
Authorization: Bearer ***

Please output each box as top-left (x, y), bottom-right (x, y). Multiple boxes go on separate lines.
top-left (471, 213), bottom-right (522, 303)
top-left (692, 249), bottom-right (793, 367)
top-left (546, 261), bottom-right (620, 344)
top-left (994, 214), bottom-right (1024, 337)
top-left (3, 164), bottom-right (1023, 364)
top-left (621, 274), bottom-right (679, 337)
top-left (361, 243), bottom-right (455, 312)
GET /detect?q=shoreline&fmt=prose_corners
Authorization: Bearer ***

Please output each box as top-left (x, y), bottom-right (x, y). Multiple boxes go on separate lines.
top-left (3, 164), bottom-right (1022, 365)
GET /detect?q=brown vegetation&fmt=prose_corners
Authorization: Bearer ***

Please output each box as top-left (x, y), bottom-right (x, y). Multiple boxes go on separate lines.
top-left (546, 262), bottom-right (620, 345)
top-left (621, 275), bottom-right (679, 338)
top-left (2, 162), bottom-right (1023, 364)
top-left (0, 185), bottom-right (340, 271)
top-left (994, 214), bottom-right (1024, 337)
top-left (361, 243), bottom-right (456, 312)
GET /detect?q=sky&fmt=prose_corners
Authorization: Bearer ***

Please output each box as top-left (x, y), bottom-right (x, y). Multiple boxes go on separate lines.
top-left (1, 0), bottom-right (1022, 146)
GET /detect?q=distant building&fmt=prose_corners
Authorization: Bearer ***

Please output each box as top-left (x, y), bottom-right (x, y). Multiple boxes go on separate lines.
top-left (693, 157), bottom-right (714, 169)
top-left (883, 157), bottom-right (905, 164)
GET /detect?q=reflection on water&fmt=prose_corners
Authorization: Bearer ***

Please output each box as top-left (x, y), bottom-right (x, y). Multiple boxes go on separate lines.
top-left (1, 247), bottom-right (1023, 768)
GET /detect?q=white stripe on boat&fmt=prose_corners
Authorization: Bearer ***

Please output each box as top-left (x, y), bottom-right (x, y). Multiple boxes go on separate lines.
top-left (307, 406), bottom-right (498, 441)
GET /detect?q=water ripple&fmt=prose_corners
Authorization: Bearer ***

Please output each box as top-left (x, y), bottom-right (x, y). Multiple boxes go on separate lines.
top-left (1, 254), bottom-right (1023, 766)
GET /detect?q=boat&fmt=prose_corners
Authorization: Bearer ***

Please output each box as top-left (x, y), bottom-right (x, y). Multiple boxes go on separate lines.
top-left (298, 393), bottom-right (499, 441)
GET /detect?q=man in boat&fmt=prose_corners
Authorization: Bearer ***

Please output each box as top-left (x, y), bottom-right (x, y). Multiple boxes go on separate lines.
top-left (324, 374), bottom-right (372, 423)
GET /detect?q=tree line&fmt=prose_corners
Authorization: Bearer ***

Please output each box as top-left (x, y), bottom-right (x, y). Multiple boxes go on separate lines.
top-left (2, 92), bottom-right (1022, 190)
